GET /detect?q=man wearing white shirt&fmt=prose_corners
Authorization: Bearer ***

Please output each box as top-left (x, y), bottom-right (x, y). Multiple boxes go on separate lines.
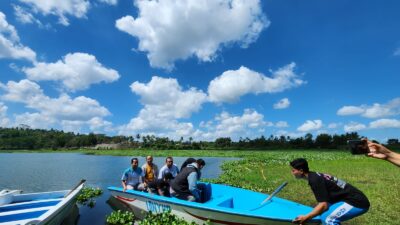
top-left (158, 156), bottom-right (180, 179)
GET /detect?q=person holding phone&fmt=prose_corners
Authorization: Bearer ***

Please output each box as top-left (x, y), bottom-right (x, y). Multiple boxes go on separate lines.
top-left (366, 140), bottom-right (400, 167)
top-left (290, 158), bottom-right (369, 225)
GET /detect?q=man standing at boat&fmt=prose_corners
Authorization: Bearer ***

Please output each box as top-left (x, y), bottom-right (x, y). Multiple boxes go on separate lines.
top-left (158, 156), bottom-right (180, 179)
top-left (290, 158), bottom-right (370, 225)
top-left (121, 158), bottom-right (145, 191)
top-left (142, 156), bottom-right (159, 186)
top-left (171, 159), bottom-right (205, 202)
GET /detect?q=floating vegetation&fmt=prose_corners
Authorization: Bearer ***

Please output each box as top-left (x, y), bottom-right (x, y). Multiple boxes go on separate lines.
top-left (106, 210), bottom-right (134, 225)
top-left (77, 186), bottom-right (103, 208)
top-left (139, 210), bottom-right (206, 225)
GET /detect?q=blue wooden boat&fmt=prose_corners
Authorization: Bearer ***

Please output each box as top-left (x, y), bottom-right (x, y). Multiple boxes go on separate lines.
top-left (0, 180), bottom-right (85, 225)
top-left (108, 182), bottom-right (320, 225)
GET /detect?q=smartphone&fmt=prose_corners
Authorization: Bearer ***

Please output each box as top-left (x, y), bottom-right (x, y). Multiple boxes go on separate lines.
top-left (348, 140), bottom-right (370, 155)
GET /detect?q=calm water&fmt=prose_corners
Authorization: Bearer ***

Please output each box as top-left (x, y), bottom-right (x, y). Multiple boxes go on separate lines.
top-left (0, 153), bottom-right (237, 225)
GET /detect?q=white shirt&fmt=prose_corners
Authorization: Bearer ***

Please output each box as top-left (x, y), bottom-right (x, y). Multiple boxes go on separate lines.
top-left (158, 164), bottom-right (180, 179)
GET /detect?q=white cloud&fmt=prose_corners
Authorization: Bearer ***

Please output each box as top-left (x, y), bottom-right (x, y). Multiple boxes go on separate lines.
top-left (13, 5), bottom-right (39, 25)
top-left (14, 112), bottom-right (56, 129)
top-left (297, 119), bottom-right (323, 132)
top-left (0, 79), bottom-right (112, 131)
top-left (116, 0), bottom-right (268, 69)
top-left (120, 76), bottom-right (207, 138)
top-left (130, 76), bottom-right (207, 119)
top-left (0, 102), bottom-right (10, 127)
top-left (273, 98), bottom-right (290, 109)
top-left (337, 98), bottom-right (400, 118)
top-left (194, 109), bottom-right (269, 141)
top-left (18, 0), bottom-right (90, 26)
top-left (275, 121), bottom-right (288, 128)
top-left (0, 11), bottom-right (36, 62)
top-left (369, 119), bottom-right (400, 129)
top-left (337, 106), bottom-right (364, 116)
top-left (208, 63), bottom-right (305, 103)
top-left (23, 52), bottom-right (120, 92)
top-left (98, 0), bottom-right (118, 5)
top-left (344, 122), bottom-right (367, 132)
top-left (214, 109), bottom-right (267, 135)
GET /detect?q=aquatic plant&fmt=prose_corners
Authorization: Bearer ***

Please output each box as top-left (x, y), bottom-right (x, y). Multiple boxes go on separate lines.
top-left (77, 186), bottom-right (103, 208)
top-left (139, 210), bottom-right (207, 225)
top-left (106, 210), bottom-right (134, 225)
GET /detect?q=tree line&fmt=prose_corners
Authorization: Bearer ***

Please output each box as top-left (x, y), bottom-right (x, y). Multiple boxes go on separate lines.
top-left (0, 127), bottom-right (399, 150)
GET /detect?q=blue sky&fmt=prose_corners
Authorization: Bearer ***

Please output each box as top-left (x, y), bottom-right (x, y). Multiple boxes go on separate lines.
top-left (0, 0), bottom-right (399, 142)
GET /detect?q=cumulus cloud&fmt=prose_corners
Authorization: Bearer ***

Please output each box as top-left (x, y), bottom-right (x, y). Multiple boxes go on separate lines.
top-left (120, 76), bottom-right (207, 138)
top-left (0, 11), bottom-right (36, 62)
top-left (213, 109), bottom-right (267, 136)
top-left (0, 102), bottom-right (10, 127)
top-left (0, 79), bottom-right (112, 131)
top-left (369, 119), bottom-right (400, 129)
top-left (344, 122), bottom-right (367, 132)
top-left (23, 52), bottom-right (120, 92)
top-left (18, 0), bottom-right (90, 26)
top-left (337, 106), bottom-right (364, 116)
top-left (337, 98), bottom-right (400, 118)
top-left (14, 112), bottom-right (56, 129)
top-left (273, 98), bottom-right (290, 109)
top-left (208, 63), bottom-right (305, 103)
top-left (116, 0), bottom-right (268, 69)
top-left (297, 120), bottom-right (323, 132)
top-left (130, 76), bottom-right (207, 119)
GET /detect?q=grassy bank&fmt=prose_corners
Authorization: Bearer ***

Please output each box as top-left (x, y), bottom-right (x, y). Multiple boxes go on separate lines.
top-left (3, 149), bottom-right (399, 224)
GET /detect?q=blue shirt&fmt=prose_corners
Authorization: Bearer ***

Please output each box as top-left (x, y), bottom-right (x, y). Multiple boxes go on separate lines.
top-left (121, 167), bottom-right (144, 186)
top-left (158, 164), bottom-right (180, 179)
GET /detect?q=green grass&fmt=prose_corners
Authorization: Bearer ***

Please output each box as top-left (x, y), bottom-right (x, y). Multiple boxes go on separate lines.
top-left (2, 149), bottom-right (399, 224)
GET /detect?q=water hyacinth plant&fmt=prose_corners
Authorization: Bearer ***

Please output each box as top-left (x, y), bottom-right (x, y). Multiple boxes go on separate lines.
top-left (138, 210), bottom-right (206, 225)
top-left (77, 186), bottom-right (103, 208)
top-left (106, 210), bottom-right (134, 225)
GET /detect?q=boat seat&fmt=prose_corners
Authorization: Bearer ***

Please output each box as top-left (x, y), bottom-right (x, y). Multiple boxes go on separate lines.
top-left (206, 195), bottom-right (234, 208)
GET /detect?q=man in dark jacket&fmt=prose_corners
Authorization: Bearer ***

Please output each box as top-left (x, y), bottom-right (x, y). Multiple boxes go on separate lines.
top-left (290, 158), bottom-right (369, 225)
top-left (171, 159), bottom-right (205, 202)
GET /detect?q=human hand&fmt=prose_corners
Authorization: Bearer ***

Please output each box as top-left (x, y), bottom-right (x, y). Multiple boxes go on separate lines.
top-left (123, 187), bottom-right (126, 192)
top-left (366, 140), bottom-right (391, 160)
top-left (292, 215), bottom-right (307, 224)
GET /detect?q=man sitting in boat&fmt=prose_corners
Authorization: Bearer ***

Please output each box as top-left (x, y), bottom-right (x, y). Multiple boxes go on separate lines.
top-left (290, 158), bottom-right (370, 225)
top-left (180, 157), bottom-right (196, 171)
top-left (142, 156), bottom-right (159, 188)
top-left (158, 156), bottom-right (180, 179)
top-left (122, 158), bottom-right (145, 191)
top-left (148, 172), bottom-right (174, 197)
top-left (170, 159), bottom-right (205, 202)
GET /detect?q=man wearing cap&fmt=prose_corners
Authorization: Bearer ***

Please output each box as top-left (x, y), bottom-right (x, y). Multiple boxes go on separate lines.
top-left (290, 158), bottom-right (369, 225)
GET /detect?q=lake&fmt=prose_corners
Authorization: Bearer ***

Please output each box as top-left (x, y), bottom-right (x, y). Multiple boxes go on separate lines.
top-left (0, 153), bottom-right (238, 225)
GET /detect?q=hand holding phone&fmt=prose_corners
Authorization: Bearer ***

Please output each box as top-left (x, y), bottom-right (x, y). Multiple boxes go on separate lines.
top-left (348, 140), bottom-right (370, 155)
